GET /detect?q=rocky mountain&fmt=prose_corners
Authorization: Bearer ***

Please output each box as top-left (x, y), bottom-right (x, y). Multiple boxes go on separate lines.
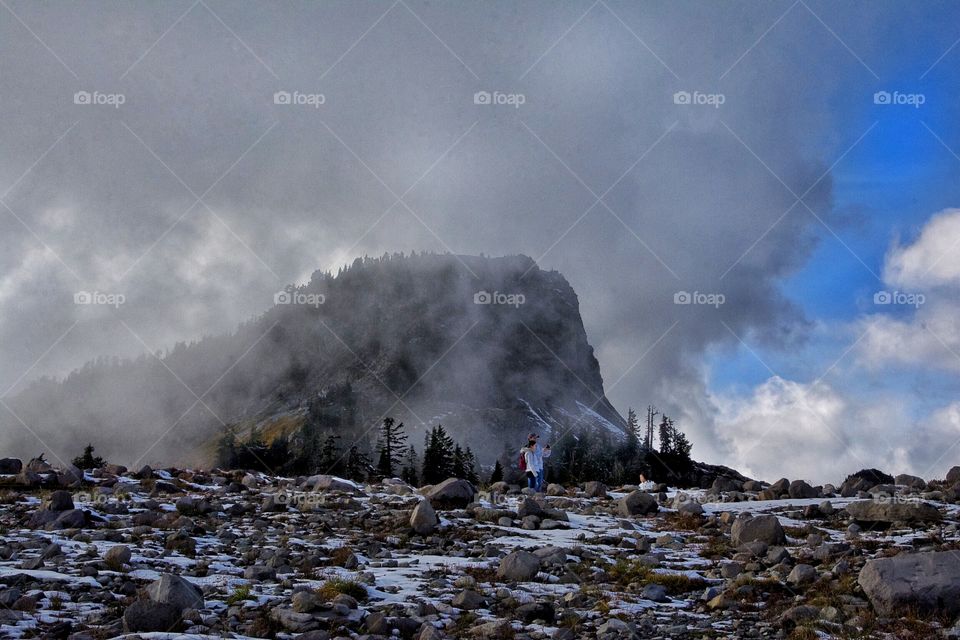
top-left (3, 253), bottom-right (627, 467)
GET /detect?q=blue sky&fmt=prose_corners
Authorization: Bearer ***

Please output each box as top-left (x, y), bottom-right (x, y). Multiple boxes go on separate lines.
top-left (710, 49), bottom-right (960, 395)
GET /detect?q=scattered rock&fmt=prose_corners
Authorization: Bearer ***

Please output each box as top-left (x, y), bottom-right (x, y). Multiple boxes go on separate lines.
top-left (496, 550), bottom-right (540, 581)
top-left (583, 481), bottom-right (608, 498)
top-left (410, 498), bottom-right (439, 535)
top-left (145, 573), bottom-right (204, 611)
top-left (424, 478), bottom-right (476, 509)
top-left (731, 513), bottom-right (785, 546)
top-left (859, 551), bottom-right (960, 616)
top-left (845, 500), bottom-right (941, 525)
top-left (617, 490), bottom-right (658, 516)
top-left (123, 599), bottom-right (183, 632)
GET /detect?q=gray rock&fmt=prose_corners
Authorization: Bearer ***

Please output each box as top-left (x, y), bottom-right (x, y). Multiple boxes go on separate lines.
top-left (617, 490), bottom-right (658, 516)
top-left (291, 590), bottom-right (321, 613)
top-left (788, 480), bottom-right (819, 499)
top-left (641, 583), bottom-right (669, 602)
top-left (895, 474), bottom-right (926, 489)
top-left (0, 458), bottom-right (22, 474)
top-left (47, 490), bottom-right (74, 512)
top-left (104, 545), bottom-right (132, 567)
top-left (304, 474), bottom-right (361, 493)
top-left (583, 481), bottom-right (608, 498)
top-left (123, 600), bottom-right (183, 632)
top-left (946, 466), bottom-right (960, 484)
top-left (731, 513), bottom-right (785, 546)
top-left (410, 499), bottom-right (439, 535)
top-left (787, 563), bottom-right (816, 585)
top-left (712, 477), bottom-right (743, 493)
top-left (244, 565), bottom-right (277, 581)
top-left (496, 550), bottom-right (540, 581)
top-left (424, 478), bottom-right (476, 508)
top-left (597, 617), bottom-right (632, 636)
top-left (770, 478), bottom-right (790, 494)
top-left (517, 497), bottom-right (545, 518)
top-left (146, 574), bottom-right (204, 611)
top-left (452, 589), bottom-right (485, 610)
top-left (469, 619), bottom-right (513, 639)
top-left (780, 605), bottom-right (819, 627)
top-left (859, 551), bottom-right (960, 616)
top-left (672, 493), bottom-right (703, 515)
top-left (845, 500), bottom-right (941, 524)
top-left (546, 483), bottom-right (566, 496)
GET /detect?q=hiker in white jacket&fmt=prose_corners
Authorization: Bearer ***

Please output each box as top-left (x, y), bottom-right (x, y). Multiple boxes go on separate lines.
top-left (520, 433), bottom-right (552, 492)
top-left (520, 439), bottom-right (538, 489)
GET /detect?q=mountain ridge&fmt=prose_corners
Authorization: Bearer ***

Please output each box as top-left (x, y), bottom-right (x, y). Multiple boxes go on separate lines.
top-left (4, 253), bottom-right (627, 467)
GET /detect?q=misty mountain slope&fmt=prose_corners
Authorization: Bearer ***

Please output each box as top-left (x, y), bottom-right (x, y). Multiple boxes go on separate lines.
top-left (3, 253), bottom-right (627, 466)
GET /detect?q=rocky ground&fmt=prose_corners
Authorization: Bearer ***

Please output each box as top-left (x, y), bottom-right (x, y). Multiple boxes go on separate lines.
top-left (2, 458), bottom-right (960, 639)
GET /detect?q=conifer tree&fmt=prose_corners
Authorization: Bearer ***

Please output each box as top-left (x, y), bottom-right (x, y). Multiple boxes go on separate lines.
top-left (345, 445), bottom-right (371, 481)
top-left (421, 424), bottom-right (455, 484)
top-left (401, 445), bottom-right (420, 486)
top-left (490, 459), bottom-right (504, 483)
top-left (376, 417), bottom-right (408, 477)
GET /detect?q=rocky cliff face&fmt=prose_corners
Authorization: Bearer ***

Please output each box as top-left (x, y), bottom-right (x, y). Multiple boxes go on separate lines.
top-left (4, 253), bottom-right (627, 466)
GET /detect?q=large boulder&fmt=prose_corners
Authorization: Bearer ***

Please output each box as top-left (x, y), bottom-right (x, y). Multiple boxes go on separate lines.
top-left (859, 551), bottom-right (960, 616)
top-left (424, 478), bottom-right (475, 509)
top-left (496, 550), bottom-right (540, 581)
top-left (304, 475), bottom-right (361, 494)
top-left (712, 477), bottom-right (743, 493)
top-left (895, 474), bottom-right (926, 489)
top-left (845, 500), bottom-right (941, 525)
top-left (770, 478), bottom-right (790, 495)
top-left (788, 480), bottom-right (819, 499)
top-left (145, 574), bottom-right (203, 611)
top-left (617, 490), bottom-right (659, 516)
top-left (945, 466), bottom-right (960, 484)
top-left (46, 490), bottom-right (74, 512)
top-left (672, 493), bottom-right (703, 515)
top-left (409, 499), bottom-right (439, 535)
top-left (583, 481), bottom-right (608, 498)
top-left (123, 600), bottom-right (183, 632)
top-left (0, 458), bottom-right (22, 474)
top-left (517, 497), bottom-right (545, 519)
top-left (731, 514), bottom-right (785, 547)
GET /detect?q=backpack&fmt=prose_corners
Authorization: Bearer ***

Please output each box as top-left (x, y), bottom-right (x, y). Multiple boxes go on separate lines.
top-left (518, 450), bottom-right (527, 472)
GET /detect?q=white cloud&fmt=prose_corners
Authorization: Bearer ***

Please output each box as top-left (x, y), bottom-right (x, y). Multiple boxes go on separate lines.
top-left (713, 376), bottom-right (907, 485)
top-left (859, 208), bottom-right (960, 372)
top-left (885, 208), bottom-right (960, 290)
